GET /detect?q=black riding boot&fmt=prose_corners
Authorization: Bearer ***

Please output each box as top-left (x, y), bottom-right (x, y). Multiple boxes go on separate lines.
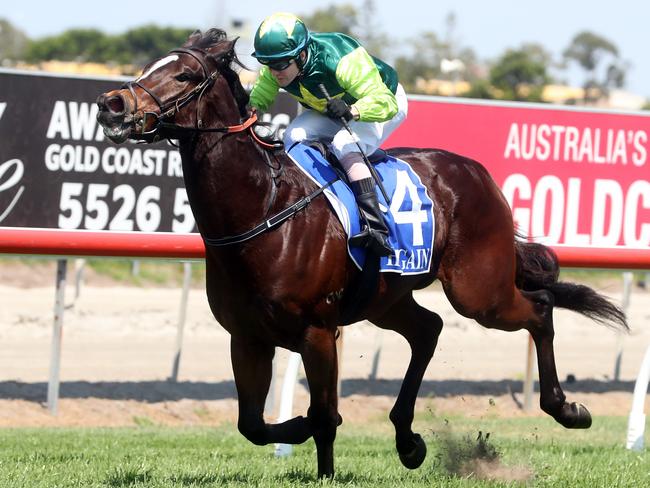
top-left (349, 178), bottom-right (393, 257)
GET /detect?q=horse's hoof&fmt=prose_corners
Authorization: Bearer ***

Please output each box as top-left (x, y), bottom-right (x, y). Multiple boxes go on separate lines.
top-left (398, 433), bottom-right (427, 469)
top-left (557, 402), bottom-right (592, 429)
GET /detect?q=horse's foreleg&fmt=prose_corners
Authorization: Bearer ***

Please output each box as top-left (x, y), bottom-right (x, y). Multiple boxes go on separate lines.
top-left (523, 290), bottom-right (592, 428)
top-left (373, 295), bottom-right (443, 469)
top-left (300, 325), bottom-right (339, 479)
top-left (230, 336), bottom-right (313, 446)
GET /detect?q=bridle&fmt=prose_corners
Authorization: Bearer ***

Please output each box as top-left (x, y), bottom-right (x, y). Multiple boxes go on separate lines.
top-left (120, 45), bottom-right (335, 247)
top-left (121, 47), bottom-right (257, 139)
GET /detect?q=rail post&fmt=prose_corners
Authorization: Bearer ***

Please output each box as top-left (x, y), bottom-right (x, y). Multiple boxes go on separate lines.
top-left (626, 344), bottom-right (650, 450)
top-left (274, 352), bottom-right (302, 457)
top-left (46, 259), bottom-right (68, 415)
top-left (169, 261), bottom-right (192, 382)
top-left (614, 272), bottom-right (633, 381)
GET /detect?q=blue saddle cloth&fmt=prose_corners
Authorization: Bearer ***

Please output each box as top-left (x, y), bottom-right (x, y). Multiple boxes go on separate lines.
top-left (286, 143), bottom-right (435, 275)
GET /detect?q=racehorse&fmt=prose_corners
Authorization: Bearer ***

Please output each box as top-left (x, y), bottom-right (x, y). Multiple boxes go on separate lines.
top-left (96, 29), bottom-right (627, 479)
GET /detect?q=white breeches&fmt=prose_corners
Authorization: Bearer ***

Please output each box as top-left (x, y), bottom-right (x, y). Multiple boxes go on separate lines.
top-left (283, 83), bottom-right (408, 160)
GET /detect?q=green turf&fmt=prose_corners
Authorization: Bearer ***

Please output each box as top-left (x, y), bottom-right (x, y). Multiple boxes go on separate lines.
top-left (1, 416), bottom-right (647, 487)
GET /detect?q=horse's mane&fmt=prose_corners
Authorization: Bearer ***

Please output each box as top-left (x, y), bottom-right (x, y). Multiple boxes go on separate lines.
top-left (185, 30), bottom-right (323, 206)
top-left (187, 28), bottom-right (250, 117)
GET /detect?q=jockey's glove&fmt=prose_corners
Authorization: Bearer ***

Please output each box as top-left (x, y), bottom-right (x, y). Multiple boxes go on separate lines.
top-left (325, 98), bottom-right (354, 122)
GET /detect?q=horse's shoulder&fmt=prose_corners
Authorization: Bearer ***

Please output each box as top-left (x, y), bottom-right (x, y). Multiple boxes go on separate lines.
top-left (277, 152), bottom-right (319, 190)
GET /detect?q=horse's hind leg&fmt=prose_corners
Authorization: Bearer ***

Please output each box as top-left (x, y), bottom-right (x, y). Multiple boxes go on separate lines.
top-left (523, 289), bottom-right (592, 428)
top-left (230, 335), bottom-right (313, 446)
top-left (442, 262), bottom-right (591, 428)
top-left (372, 294), bottom-right (443, 469)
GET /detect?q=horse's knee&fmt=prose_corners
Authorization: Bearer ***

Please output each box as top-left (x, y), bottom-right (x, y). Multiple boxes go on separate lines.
top-left (238, 417), bottom-right (268, 446)
top-left (308, 406), bottom-right (338, 443)
top-left (428, 312), bottom-right (443, 339)
top-left (403, 309), bottom-right (443, 354)
top-left (417, 310), bottom-right (443, 337)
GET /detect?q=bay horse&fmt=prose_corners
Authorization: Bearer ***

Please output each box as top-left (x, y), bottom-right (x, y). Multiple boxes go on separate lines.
top-left (96, 29), bottom-right (627, 479)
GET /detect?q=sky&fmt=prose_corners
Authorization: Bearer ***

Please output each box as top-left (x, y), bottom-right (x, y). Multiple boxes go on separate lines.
top-left (2, 0), bottom-right (648, 97)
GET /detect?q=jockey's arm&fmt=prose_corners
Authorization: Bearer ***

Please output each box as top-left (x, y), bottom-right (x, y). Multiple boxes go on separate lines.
top-left (249, 66), bottom-right (280, 112)
top-left (335, 47), bottom-right (398, 123)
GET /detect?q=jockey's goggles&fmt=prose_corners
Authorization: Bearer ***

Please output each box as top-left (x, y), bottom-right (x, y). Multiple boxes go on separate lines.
top-left (260, 57), bottom-right (294, 71)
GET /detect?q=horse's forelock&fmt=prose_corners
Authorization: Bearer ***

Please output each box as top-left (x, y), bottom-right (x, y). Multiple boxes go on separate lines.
top-left (183, 29), bottom-right (240, 67)
top-left (181, 28), bottom-right (249, 116)
top-left (187, 28), bottom-right (228, 50)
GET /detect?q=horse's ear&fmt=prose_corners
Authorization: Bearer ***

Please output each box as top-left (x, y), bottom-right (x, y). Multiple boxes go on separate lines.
top-left (182, 30), bottom-right (203, 47)
top-left (208, 37), bottom-right (239, 66)
top-left (222, 37), bottom-right (239, 57)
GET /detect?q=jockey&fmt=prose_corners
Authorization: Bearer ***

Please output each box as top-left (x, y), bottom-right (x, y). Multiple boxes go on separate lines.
top-left (249, 12), bottom-right (408, 257)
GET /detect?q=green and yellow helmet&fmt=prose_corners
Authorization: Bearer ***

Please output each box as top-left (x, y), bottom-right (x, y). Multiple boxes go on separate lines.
top-left (252, 13), bottom-right (310, 65)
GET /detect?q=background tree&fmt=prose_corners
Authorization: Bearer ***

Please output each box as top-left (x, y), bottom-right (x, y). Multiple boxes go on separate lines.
top-left (355, 0), bottom-right (390, 58)
top-left (438, 12), bottom-right (479, 81)
top-left (563, 31), bottom-right (626, 103)
top-left (25, 26), bottom-right (194, 66)
top-left (121, 25), bottom-right (195, 66)
top-left (462, 79), bottom-right (495, 100)
top-left (25, 28), bottom-right (111, 63)
top-left (300, 4), bottom-right (358, 35)
top-left (301, 2), bottom-right (390, 59)
top-left (393, 13), bottom-right (478, 95)
top-left (0, 18), bottom-right (30, 63)
top-left (489, 43), bottom-right (552, 102)
top-left (394, 31), bottom-right (445, 93)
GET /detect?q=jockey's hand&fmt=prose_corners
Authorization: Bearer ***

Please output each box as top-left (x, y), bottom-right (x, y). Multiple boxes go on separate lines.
top-left (325, 98), bottom-right (354, 122)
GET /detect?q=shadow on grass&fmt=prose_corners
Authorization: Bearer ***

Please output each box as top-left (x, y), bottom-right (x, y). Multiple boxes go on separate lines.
top-left (1, 377), bottom-right (635, 403)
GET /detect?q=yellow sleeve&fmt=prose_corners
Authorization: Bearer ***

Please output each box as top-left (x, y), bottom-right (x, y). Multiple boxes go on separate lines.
top-left (335, 47), bottom-right (398, 122)
top-left (249, 66), bottom-right (280, 112)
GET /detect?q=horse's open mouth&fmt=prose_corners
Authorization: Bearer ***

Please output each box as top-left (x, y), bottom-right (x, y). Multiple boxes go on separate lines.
top-left (101, 121), bottom-right (132, 143)
top-left (96, 92), bottom-right (137, 144)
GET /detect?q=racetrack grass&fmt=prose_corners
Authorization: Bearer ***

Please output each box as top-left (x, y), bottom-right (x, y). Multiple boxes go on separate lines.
top-left (1, 416), bottom-right (648, 487)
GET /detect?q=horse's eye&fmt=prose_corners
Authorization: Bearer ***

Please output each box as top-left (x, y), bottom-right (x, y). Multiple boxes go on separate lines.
top-left (175, 73), bottom-right (191, 82)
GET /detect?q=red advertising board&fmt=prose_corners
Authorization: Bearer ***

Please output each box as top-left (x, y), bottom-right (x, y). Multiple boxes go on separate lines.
top-left (386, 97), bottom-right (650, 251)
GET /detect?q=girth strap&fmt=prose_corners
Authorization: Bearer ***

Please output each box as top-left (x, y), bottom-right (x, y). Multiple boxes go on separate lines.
top-left (203, 178), bottom-right (338, 247)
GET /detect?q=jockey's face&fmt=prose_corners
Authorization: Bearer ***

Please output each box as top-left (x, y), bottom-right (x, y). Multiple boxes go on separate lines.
top-left (268, 51), bottom-right (306, 87)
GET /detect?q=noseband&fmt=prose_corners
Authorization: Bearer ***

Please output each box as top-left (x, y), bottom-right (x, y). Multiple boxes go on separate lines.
top-left (122, 47), bottom-right (256, 138)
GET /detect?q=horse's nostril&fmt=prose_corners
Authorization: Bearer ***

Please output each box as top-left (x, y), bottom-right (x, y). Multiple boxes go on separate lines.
top-left (105, 95), bottom-right (126, 115)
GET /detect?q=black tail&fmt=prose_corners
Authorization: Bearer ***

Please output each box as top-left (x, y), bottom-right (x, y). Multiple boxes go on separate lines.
top-left (515, 240), bottom-right (628, 331)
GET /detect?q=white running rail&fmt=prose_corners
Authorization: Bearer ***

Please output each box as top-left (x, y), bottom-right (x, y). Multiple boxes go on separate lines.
top-left (626, 344), bottom-right (650, 450)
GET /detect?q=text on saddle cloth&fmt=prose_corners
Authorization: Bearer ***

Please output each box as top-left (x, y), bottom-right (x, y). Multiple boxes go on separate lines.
top-left (286, 143), bottom-right (435, 275)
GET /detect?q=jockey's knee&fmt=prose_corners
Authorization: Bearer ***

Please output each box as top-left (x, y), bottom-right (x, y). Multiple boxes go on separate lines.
top-left (332, 135), bottom-right (374, 161)
top-left (283, 126), bottom-right (308, 147)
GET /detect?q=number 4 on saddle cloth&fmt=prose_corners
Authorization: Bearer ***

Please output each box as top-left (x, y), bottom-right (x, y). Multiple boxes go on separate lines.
top-left (287, 143), bottom-right (435, 275)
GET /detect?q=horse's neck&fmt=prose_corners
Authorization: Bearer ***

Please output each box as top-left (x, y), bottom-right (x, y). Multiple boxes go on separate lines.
top-left (180, 132), bottom-right (273, 239)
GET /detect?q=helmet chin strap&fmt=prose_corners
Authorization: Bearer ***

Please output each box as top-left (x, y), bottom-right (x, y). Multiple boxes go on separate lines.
top-left (295, 48), bottom-right (308, 74)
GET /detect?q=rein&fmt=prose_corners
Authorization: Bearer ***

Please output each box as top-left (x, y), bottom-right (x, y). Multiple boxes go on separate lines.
top-left (203, 177), bottom-right (338, 246)
top-left (125, 46), bottom-right (332, 246)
